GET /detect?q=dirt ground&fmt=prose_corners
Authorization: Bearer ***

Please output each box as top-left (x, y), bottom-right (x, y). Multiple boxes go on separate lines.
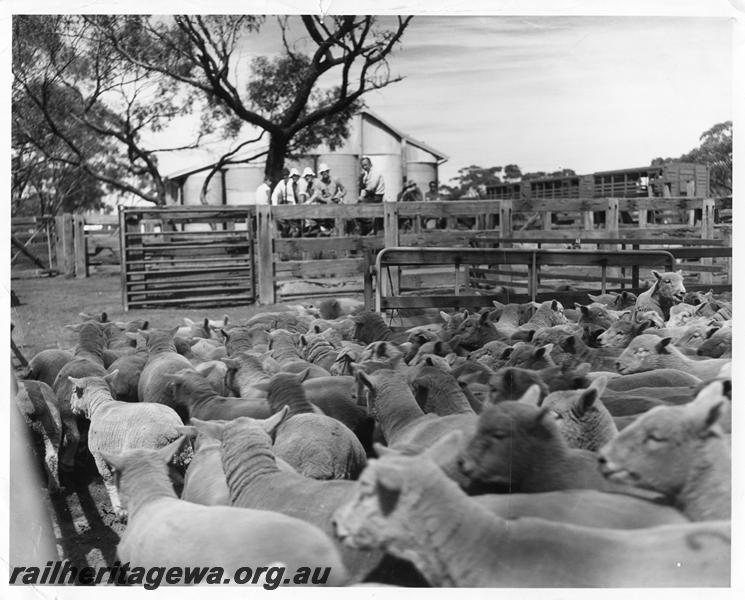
top-left (9, 270), bottom-right (305, 575)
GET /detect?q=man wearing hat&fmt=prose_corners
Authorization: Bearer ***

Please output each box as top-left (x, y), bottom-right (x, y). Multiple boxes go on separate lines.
top-left (271, 167), bottom-right (301, 205)
top-left (315, 163), bottom-right (347, 204)
top-left (298, 167), bottom-right (321, 204)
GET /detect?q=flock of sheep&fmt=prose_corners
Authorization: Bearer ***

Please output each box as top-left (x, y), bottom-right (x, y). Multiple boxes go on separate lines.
top-left (14, 268), bottom-right (732, 587)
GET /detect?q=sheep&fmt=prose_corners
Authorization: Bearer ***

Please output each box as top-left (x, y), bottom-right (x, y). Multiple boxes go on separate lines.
top-left (318, 297), bottom-right (364, 319)
top-left (438, 308), bottom-right (470, 341)
top-left (598, 390), bottom-right (730, 521)
top-left (356, 368), bottom-right (476, 453)
top-left (137, 327), bottom-right (195, 421)
top-left (106, 350), bottom-right (148, 403)
top-left (666, 302), bottom-right (710, 328)
top-left (533, 377), bottom-right (617, 451)
top-left (697, 322), bottom-right (732, 358)
top-left (333, 451), bottom-right (729, 587)
top-left (517, 299), bottom-right (568, 332)
top-left (456, 388), bottom-right (654, 496)
top-left (301, 376), bottom-right (376, 454)
top-left (100, 439), bottom-right (348, 586)
top-left (178, 427), bottom-right (298, 506)
top-left (222, 325), bottom-right (270, 355)
top-left (68, 372), bottom-right (190, 519)
top-left (167, 369), bottom-right (273, 421)
top-left (633, 269), bottom-right (686, 322)
top-left (190, 415), bottom-right (388, 582)
top-left (352, 311), bottom-right (408, 345)
top-left (502, 342), bottom-right (556, 370)
top-left (451, 311), bottom-right (500, 351)
top-left (187, 337), bottom-right (227, 363)
top-left (551, 334), bottom-right (623, 372)
top-left (406, 365), bottom-right (474, 416)
top-left (598, 386), bottom-right (695, 417)
top-left (692, 379), bottom-right (731, 434)
top-left (299, 331), bottom-right (340, 372)
top-left (587, 290), bottom-right (637, 309)
top-left (221, 351), bottom-right (272, 398)
top-left (15, 380), bottom-right (63, 492)
top-left (604, 368), bottom-right (702, 391)
top-left (26, 349), bottom-right (75, 388)
top-left (268, 329), bottom-right (330, 378)
top-left (595, 315), bottom-right (654, 348)
top-left (264, 372), bottom-right (367, 480)
top-left (615, 335), bottom-right (730, 379)
top-left (52, 322), bottom-right (109, 473)
top-left (193, 359), bottom-right (229, 396)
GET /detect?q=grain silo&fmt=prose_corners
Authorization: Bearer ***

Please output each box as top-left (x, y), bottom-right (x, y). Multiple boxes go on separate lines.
top-left (164, 110), bottom-right (448, 206)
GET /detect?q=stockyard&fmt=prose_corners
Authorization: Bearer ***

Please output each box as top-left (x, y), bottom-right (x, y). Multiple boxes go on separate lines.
top-left (8, 8), bottom-right (736, 592)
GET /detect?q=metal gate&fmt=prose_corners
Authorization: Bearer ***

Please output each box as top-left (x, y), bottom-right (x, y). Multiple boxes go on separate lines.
top-left (119, 206), bottom-right (256, 310)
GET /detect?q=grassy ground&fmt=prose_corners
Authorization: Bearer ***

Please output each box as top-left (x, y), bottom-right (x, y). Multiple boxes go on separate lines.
top-left (10, 270), bottom-right (297, 361)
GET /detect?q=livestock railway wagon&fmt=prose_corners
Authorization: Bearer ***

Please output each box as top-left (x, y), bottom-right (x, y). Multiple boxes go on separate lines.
top-left (485, 162), bottom-right (710, 201)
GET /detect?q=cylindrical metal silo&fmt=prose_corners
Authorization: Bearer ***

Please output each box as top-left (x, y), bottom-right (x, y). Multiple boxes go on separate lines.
top-left (317, 153), bottom-right (359, 201)
top-left (406, 162), bottom-right (438, 195)
top-left (181, 172), bottom-right (223, 231)
top-left (224, 165), bottom-right (264, 205)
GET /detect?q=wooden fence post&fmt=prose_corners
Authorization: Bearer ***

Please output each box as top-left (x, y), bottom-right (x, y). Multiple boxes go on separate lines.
top-left (119, 206), bottom-right (129, 311)
top-left (722, 225), bottom-right (732, 286)
top-left (73, 214), bottom-right (87, 278)
top-left (55, 213), bottom-right (75, 277)
top-left (604, 198), bottom-right (619, 248)
top-left (256, 204), bottom-right (276, 305)
top-left (700, 198), bottom-right (715, 285)
top-left (383, 202), bottom-right (400, 297)
top-left (499, 200), bottom-right (513, 244)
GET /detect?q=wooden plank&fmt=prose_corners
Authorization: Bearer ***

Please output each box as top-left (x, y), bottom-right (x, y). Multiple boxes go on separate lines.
top-left (274, 235), bottom-right (384, 254)
top-left (255, 203), bottom-right (276, 305)
top-left (73, 214), bottom-right (87, 278)
top-left (667, 248), bottom-right (731, 259)
top-left (84, 214), bottom-right (120, 225)
top-left (127, 293), bottom-right (255, 307)
top-left (10, 236), bottom-right (47, 270)
top-left (126, 284), bottom-right (253, 296)
top-left (378, 248), bottom-right (538, 266)
top-left (272, 204), bottom-right (384, 218)
top-left (126, 265), bottom-right (253, 277)
top-left (384, 202), bottom-right (400, 297)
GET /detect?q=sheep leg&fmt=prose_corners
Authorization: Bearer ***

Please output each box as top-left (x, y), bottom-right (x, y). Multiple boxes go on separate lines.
top-left (42, 435), bottom-right (61, 493)
top-left (95, 457), bottom-right (127, 522)
top-left (59, 417), bottom-right (80, 473)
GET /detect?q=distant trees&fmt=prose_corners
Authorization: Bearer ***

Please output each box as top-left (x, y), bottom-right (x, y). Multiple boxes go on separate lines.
top-left (441, 164), bottom-right (576, 198)
top-left (651, 121), bottom-right (731, 196)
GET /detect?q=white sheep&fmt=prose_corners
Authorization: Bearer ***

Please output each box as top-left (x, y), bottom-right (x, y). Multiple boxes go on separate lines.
top-left (100, 438), bottom-right (348, 586)
top-left (333, 451), bottom-right (729, 586)
top-left (599, 390), bottom-right (730, 521)
top-left (633, 269), bottom-right (686, 322)
top-left (68, 372), bottom-right (190, 519)
top-left (615, 334), bottom-right (730, 379)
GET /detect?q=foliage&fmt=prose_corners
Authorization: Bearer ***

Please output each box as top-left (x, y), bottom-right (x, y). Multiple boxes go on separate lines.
top-left (441, 165), bottom-right (576, 199)
top-left (12, 15), bottom-right (202, 210)
top-left (86, 15), bottom-right (413, 187)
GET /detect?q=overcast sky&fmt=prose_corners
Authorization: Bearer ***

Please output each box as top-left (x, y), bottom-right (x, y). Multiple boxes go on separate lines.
top-left (4, 1), bottom-right (737, 186)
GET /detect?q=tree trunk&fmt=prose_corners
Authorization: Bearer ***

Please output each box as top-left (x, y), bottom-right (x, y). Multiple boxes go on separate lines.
top-left (265, 133), bottom-right (291, 187)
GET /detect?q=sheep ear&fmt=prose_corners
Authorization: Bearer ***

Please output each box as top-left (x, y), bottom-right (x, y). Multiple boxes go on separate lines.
top-left (296, 368), bottom-right (312, 383)
top-left (705, 327), bottom-right (718, 340)
top-left (79, 312), bottom-right (95, 321)
top-left (439, 311), bottom-right (451, 324)
top-left (103, 370), bottom-right (119, 387)
top-left (492, 300), bottom-right (505, 309)
top-left (222, 315), bottom-right (229, 326)
top-left (221, 357), bottom-right (241, 370)
top-left (422, 431), bottom-right (463, 467)
top-left (263, 406), bottom-right (289, 434)
top-left (652, 270), bottom-right (662, 281)
top-left (589, 375), bottom-right (607, 397)
top-left (479, 311), bottom-right (490, 323)
top-left (124, 332), bottom-right (139, 341)
top-left (356, 369), bottom-right (374, 391)
top-left (551, 300), bottom-right (559, 311)
top-left (183, 318), bottom-right (194, 326)
top-left (374, 466), bottom-right (404, 516)
top-left (560, 336), bottom-right (576, 353)
top-left (168, 326), bottom-right (180, 338)
top-left (529, 406), bottom-right (553, 438)
top-left (524, 329), bottom-right (535, 342)
top-left (587, 294), bottom-right (600, 303)
top-left (65, 323), bottom-right (84, 332)
top-left (519, 384), bottom-right (543, 407)
top-left (375, 342), bottom-right (388, 358)
top-left (618, 310), bottom-right (632, 321)
top-left (221, 329), bottom-right (231, 342)
top-left (190, 418), bottom-right (225, 441)
top-left (157, 436), bottom-right (190, 464)
top-left (500, 347), bottom-right (513, 360)
top-left (99, 450), bottom-right (128, 473)
top-left (655, 337), bottom-right (673, 353)
top-left (534, 343), bottom-right (553, 358)
top-left (574, 387), bottom-right (599, 417)
top-left (374, 443), bottom-right (399, 458)
top-left (424, 356), bottom-right (434, 366)
top-left (300, 335), bottom-right (308, 347)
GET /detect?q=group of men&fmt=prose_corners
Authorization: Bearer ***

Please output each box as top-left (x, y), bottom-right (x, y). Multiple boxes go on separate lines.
top-left (254, 156), bottom-right (390, 207)
top-left (253, 156), bottom-right (440, 236)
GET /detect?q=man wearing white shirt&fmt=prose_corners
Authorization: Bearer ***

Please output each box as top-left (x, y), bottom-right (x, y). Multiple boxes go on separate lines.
top-left (255, 176), bottom-right (271, 205)
top-left (270, 167), bottom-right (301, 205)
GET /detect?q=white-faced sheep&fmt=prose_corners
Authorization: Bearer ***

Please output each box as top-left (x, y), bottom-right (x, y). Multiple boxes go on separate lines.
top-left (333, 452), bottom-right (729, 587)
top-left (615, 335), bottom-right (730, 379)
top-left (633, 270), bottom-right (686, 322)
top-left (101, 439), bottom-right (348, 586)
top-left (533, 377), bottom-right (617, 451)
top-left (68, 372), bottom-right (190, 519)
top-left (599, 389), bottom-right (730, 521)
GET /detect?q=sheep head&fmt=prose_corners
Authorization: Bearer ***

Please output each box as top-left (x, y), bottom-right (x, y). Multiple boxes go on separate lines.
top-left (598, 399), bottom-right (726, 499)
top-left (457, 391), bottom-right (559, 489)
